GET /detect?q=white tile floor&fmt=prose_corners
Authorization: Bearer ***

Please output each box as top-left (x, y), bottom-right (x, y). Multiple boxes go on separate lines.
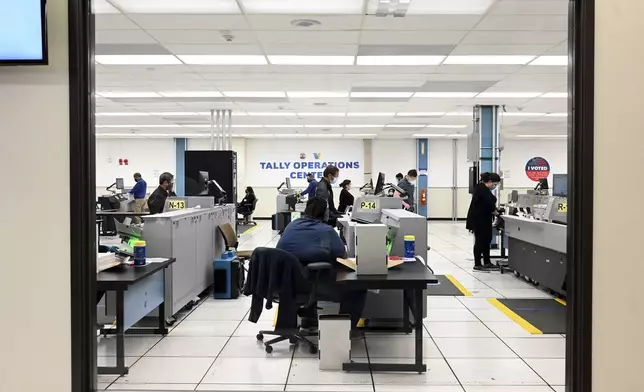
top-left (98, 222), bottom-right (565, 392)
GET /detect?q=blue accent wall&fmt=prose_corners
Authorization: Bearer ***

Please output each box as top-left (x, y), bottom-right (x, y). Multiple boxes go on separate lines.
top-left (417, 138), bottom-right (429, 217)
top-left (175, 138), bottom-right (186, 196)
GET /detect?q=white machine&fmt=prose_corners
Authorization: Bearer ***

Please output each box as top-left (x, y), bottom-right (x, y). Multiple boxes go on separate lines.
top-left (276, 177), bottom-right (299, 213)
top-left (354, 224), bottom-right (388, 275)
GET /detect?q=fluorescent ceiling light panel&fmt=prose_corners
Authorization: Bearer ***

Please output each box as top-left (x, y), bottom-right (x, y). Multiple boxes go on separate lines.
top-left (443, 55), bottom-right (535, 65)
top-left (274, 134), bottom-right (308, 138)
top-left (347, 113), bottom-right (395, 117)
top-left (95, 55), bottom-right (181, 65)
top-left (97, 133), bottom-right (206, 138)
top-left (264, 124), bottom-right (304, 128)
top-left (516, 135), bottom-right (567, 138)
top-left (240, 0), bottom-right (364, 14)
top-left (502, 112), bottom-right (546, 117)
top-left (224, 91), bottom-right (286, 98)
top-left (426, 125), bottom-right (468, 129)
top-left (196, 112), bottom-right (248, 116)
top-left (98, 92), bottom-right (161, 98)
top-left (96, 112), bottom-right (150, 116)
top-left (546, 113), bottom-right (568, 117)
top-left (231, 124), bottom-right (263, 128)
top-left (287, 91), bottom-right (349, 98)
top-left (406, 0), bottom-right (495, 15)
top-left (445, 111), bottom-right (473, 116)
top-left (304, 125), bottom-right (344, 128)
top-left (477, 92), bottom-right (542, 98)
top-left (97, 124), bottom-right (181, 128)
top-left (178, 55), bottom-right (267, 65)
top-left (385, 124), bottom-right (427, 128)
top-left (247, 112), bottom-right (296, 117)
top-left (396, 112), bottom-right (445, 117)
top-left (159, 91), bottom-right (223, 98)
top-left (149, 112), bottom-right (200, 116)
top-left (110, 0), bottom-right (241, 13)
top-left (413, 134), bottom-right (467, 138)
top-left (239, 134), bottom-right (275, 138)
top-left (357, 56), bottom-right (445, 66)
top-left (541, 92), bottom-right (568, 98)
top-left (413, 92), bottom-right (477, 98)
top-left (345, 124), bottom-right (385, 128)
top-left (350, 92), bottom-right (413, 98)
top-left (268, 56), bottom-right (355, 65)
top-left (345, 134), bottom-right (377, 138)
top-left (530, 56), bottom-right (568, 66)
top-left (183, 125), bottom-right (211, 128)
top-left (298, 113), bottom-right (346, 117)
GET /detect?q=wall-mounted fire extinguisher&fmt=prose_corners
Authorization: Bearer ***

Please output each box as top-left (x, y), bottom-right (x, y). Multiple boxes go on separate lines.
top-left (420, 188), bottom-right (427, 206)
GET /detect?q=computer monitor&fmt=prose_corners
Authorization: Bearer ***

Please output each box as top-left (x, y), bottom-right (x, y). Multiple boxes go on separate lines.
top-left (115, 178), bottom-right (124, 190)
top-left (374, 172), bottom-right (385, 195)
top-left (535, 178), bottom-right (549, 191)
top-left (208, 180), bottom-right (227, 203)
top-left (285, 177), bottom-right (291, 189)
top-left (198, 171), bottom-right (210, 195)
top-left (552, 174), bottom-right (568, 197)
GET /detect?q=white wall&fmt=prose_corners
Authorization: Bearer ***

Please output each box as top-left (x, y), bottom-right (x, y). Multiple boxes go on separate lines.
top-left (96, 138), bottom-right (176, 190)
top-left (372, 139), bottom-right (416, 184)
top-left (500, 139), bottom-right (568, 188)
top-left (0, 1), bottom-right (72, 390)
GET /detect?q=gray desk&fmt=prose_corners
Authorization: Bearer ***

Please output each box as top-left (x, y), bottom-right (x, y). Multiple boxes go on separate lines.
top-left (97, 258), bottom-right (175, 375)
top-left (336, 261), bottom-right (438, 373)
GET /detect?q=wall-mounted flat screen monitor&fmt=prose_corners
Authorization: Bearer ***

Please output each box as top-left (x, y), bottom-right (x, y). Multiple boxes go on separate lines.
top-left (0, 0), bottom-right (48, 65)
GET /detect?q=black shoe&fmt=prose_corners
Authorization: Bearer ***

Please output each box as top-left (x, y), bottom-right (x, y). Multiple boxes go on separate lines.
top-left (473, 265), bottom-right (489, 273)
top-left (483, 263), bottom-right (500, 271)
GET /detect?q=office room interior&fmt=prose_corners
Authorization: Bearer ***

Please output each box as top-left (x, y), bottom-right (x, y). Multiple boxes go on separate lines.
top-left (4, 0), bottom-right (642, 392)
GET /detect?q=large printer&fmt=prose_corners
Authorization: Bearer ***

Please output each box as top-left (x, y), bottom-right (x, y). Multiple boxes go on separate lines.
top-left (338, 172), bottom-right (428, 325)
top-left (502, 174), bottom-right (568, 296)
top-left (276, 177), bottom-right (301, 213)
top-left (97, 178), bottom-right (135, 235)
top-left (111, 204), bottom-right (236, 320)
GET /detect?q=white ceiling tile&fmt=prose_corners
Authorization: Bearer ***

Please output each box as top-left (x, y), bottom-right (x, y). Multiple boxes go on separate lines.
top-left (361, 15), bottom-right (483, 31)
top-left (166, 44), bottom-right (265, 55)
top-left (95, 15), bottom-right (140, 30)
top-left (110, 0), bottom-right (241, 14)
top-left (403, 0), bottom-right (496, 15)
top-left (94, 0), bottom-right (120, 14)
top-left (246, 15), bottom-right (364, 30)
top-left (262, 44), bottom-right (358, 56)
top-left (361, 31), bottom-right (468, 45)
top-left (517, 65), bottom-right (567, 75)
top-left (438, 65), bottom-right (523, 74)
top-left (148, 30), bottom-right (258, 44)
top-left (544, 41), bottom-right (568, 55)
top-left (475, 15), bottom-right (568, 31)
top-left (424, 74), bottom-right (508, 82)
top-left (128, 14), bottom-right (250, 30)
top-left (489, 0), bottom-right (569, 15)
top-left (239, 0), bottom-right (364, 15)
top-left (450, 44), bottom-right (554, 56)
top-left (95, 30), bottom-right (157, 44)
top-left (257, 31), bottom-right (360, 45)
top-left (461, 31), bottom-right (568, 45)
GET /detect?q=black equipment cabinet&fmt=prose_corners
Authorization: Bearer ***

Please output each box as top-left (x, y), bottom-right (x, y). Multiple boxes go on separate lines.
top-left (185, 150), bottom-right (237, 203)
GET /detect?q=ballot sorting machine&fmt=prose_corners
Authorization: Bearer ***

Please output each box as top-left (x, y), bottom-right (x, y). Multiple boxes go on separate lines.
top-left (503, 181), bottom-right (568, 296)
top-left (108, 204), bottom-right (236, 321)
top-left (338, 195), bottom-right (428, 325)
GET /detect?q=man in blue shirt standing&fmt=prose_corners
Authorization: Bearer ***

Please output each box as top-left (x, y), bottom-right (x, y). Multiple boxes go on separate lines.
top-left (129, 172), bottom-right (147, 223)
top-left (299, 173), bottom-right (318, 199)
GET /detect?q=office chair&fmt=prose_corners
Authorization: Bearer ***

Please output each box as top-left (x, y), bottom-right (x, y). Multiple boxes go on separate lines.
top-left (237, 198), bottom-right (259, 226)
top-left (244, 247), bottom-right (333, 354)
top-left (218, 222), bottom-right (252, 260)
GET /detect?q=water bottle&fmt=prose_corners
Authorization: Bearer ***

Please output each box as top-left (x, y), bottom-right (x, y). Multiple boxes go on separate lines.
top-left (404, 235), bottom-right (416, 259)
top-left (133, 240), bottom-right (147, 266)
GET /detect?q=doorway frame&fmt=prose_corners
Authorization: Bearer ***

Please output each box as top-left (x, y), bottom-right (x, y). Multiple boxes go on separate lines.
top-left (68, 1), bottom-right (595, 391)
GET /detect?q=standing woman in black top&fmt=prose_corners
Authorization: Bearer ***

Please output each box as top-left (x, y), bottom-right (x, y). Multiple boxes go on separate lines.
top-left (338, 179), bottom-right (355, 213)
top-left (466, 172), bottom-right (501, 272)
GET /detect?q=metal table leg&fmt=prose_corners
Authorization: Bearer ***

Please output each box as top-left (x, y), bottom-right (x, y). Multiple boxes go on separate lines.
top-left (98, 288), bottom-right (128, 375)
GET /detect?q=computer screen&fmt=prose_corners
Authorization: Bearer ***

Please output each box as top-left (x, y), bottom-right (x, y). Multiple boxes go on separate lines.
top-left (374, 172), bottom-right (385, 195)
top-left (115, 178), bottom-right (124, 190)
top-left (0, 0), bottom-right (48, 64)
top-left (198, 171), bottom-right (210, 194)
top-left (535, 178), bottom-right (549, 191)
top-left (552, 174), bottom-right (568, 197)
top-left (285, 177), bottom-right (291, 189)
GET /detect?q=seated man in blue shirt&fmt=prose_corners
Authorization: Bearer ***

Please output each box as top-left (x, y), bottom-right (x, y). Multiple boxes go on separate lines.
top-left (299, 173), bottom-right (318, 199)
top-left (277, 197), bottom-right (365, 329)
top-left (129, 172), bottom-right (147, 223)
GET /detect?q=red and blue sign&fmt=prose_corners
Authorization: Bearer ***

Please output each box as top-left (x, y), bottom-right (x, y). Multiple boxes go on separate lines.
top-left (525, 157), bottom-right (551, 182)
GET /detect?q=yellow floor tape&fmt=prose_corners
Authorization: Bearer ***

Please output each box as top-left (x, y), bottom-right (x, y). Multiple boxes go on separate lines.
top-left (555, 298), bottom-right (567, 306)
top-left (488, 298), bottom-right (543, 335)
top-left (444, 274), bottom-right (473, 296)
top-left (242, 225), bottom-right (260, 235)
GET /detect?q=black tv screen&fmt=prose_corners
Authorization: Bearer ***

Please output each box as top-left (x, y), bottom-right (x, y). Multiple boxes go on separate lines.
top-left (0, 0), bottom-right (48, 65)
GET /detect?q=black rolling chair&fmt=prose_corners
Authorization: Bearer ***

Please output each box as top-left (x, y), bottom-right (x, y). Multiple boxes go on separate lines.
top-left (237, 198), bottom-right (258, 226)
top-left (244, 247), bottom-right (333, 354)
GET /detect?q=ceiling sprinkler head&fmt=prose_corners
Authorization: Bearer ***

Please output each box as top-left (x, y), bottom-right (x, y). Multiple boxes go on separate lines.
top-left (291, 19), bottom-right (322, 27)
top-left (313, 102), bottom-right (328, 106)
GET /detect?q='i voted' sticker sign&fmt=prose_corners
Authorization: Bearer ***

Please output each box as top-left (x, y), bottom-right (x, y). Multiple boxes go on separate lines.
top-left (525, 157), bottom-right (551, 182)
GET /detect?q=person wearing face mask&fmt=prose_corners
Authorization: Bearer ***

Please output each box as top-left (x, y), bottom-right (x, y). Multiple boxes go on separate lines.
top-left (397, 169), bottom-right (418, 212)
top-left (466, 172), bottom-right (502, 272)
top-left (315, 165), bottom-right (341, 225)
top-left (147, 172), bottom-right (174, 215)
top-left (338, 179), bottom-right (355, 213)
top-left (300, 172), bottom-right (318, 199)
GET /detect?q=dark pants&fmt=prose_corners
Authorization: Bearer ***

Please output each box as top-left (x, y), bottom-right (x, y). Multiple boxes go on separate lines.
top-left (473, 227), bottom-right (493, 267)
